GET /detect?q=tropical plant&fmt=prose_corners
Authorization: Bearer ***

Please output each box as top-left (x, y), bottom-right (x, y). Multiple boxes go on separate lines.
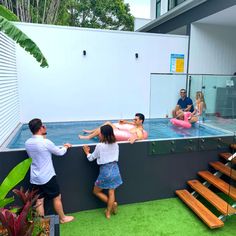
top-left (0, 5), bottom-right (19, 21)
top-left (0, 188), bottom-right (41, 236)
top-left (0, 6), bottom-right (49, 68)
top-left (0, 158), bottom-right (32, 209)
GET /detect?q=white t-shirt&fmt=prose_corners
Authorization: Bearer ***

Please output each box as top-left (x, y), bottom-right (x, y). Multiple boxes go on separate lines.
top-left (87, 143), bottom-right (119, 165)
top-left (25, 135), bottom-right (67, 185)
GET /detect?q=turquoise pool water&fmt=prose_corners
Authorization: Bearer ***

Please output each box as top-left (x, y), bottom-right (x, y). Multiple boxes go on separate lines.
top-left (7, 119), bottom-right (232, 149)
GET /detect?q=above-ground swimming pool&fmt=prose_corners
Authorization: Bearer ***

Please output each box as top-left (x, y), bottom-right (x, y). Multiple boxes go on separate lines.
top-left (6, 118), bottom-right (233, 149)
top-left (1, 118), bottom-right (235, 213)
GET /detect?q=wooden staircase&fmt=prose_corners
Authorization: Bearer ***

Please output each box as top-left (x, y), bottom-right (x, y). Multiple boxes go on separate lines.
top-left (176, 149), bottom-right (236, 229)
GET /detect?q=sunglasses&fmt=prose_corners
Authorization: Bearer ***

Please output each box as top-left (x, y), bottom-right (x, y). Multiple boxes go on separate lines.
top-left (180, 92), bottom-right (186, 94)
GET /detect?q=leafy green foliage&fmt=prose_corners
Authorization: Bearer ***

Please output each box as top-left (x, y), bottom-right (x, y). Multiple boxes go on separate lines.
top-left (0, 159), bottom-right (41, 235)
top-left (69, 0), bottom-right (134, 31)
top-left (56, 0), bottom-right (73, 26)
top-left (0, 16), bottom-right (49, 68)
top-left (0, 158), bottom-right (32, 208)
top-left (1, 0), bottom-right (134, 31)
top-left (0, 5), bottom-right (19, 21)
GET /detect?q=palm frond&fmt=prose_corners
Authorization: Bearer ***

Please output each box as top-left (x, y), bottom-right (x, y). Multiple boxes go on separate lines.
top-left (0, 5), bottom-right (19, 21)
top-left (0, 16), bottom-right (49, 68)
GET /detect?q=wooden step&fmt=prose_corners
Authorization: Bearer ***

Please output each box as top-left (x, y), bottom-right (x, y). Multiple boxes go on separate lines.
top-left (176, 189), bottom-right (224, 229)
top-left (219, 153), bottom-right (236, 164)
top-left (198, 171), bottom-right (236, 201)
top-left (188, 180), bottom-right (236, 215)
top-left (210, 161), bottom-right (236, 181)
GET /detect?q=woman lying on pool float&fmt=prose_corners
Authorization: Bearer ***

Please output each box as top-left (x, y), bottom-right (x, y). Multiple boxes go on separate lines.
top-left (79, 113), bottom-right (148, 144)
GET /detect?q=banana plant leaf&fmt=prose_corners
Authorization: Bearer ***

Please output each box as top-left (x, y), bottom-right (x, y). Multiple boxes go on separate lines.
top-left (0, 158), bottom-right (32, 205)
top-left (0, 16), bottom-right (49, 68)
top-left (0, 197), bottom-right (14, 208)
top-left (0, 5), bottom-right (19, 21)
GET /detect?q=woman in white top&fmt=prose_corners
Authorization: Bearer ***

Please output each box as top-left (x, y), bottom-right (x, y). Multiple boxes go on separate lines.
top-left (189, 91), bottom-right (206, 123)
top-left (83, 124), bottom-right (123, 219)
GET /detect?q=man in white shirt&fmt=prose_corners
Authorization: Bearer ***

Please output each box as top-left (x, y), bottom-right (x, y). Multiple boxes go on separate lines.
top-left (25, 118), bottom-right (74, 224)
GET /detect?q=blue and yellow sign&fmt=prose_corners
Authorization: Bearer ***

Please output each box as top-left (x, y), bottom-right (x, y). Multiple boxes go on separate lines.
top-left (170, 54), bottom-right (184, 73)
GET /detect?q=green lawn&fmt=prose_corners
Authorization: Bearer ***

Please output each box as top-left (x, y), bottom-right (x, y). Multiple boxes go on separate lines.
top-left (61, 198), bottom-right (236, 236)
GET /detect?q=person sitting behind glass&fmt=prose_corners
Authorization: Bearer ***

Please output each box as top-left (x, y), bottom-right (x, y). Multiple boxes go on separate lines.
top-left (189, 91), bottom-right (206, 123)
top-left (172, 89), bottom-right (194, 119)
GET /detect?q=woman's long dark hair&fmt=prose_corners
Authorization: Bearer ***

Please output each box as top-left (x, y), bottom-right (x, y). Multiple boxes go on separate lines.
top-left (100, 124), bottom-right (116, 144)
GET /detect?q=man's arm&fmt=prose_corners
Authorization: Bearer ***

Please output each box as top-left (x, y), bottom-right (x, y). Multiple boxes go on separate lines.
top-left (119, 119), bottom-right (134, 125)
top-left (128, 129), bottom-right (144, 144)
top-left (184, 98), bottom-right (193, 111)
top-left (184, 104), bottom-right (192, 112)
top-left (46, 140), bottom-right (70, 156)
top-left (176, 99), bottom-right (182, 110)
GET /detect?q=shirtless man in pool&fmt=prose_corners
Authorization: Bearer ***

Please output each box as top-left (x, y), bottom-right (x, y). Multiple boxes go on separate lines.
top-left (79, 113), bottom-right (146, 144)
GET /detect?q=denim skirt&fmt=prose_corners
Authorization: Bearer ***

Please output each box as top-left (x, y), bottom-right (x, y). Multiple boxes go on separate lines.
top-left (95, 162), bottom-right (123, 189)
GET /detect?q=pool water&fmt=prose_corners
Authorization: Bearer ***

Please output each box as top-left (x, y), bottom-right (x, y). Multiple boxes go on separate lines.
top-left (7, 119), bottom-right (232, 149)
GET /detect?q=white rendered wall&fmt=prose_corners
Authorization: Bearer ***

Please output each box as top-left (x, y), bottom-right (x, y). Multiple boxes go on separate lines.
top-left (150, 74), bottom-right (187, 118)
top-left (15, 23), bottom-right (188, 122)
top-left (134, 18), bottom-right (151, 31)
top-left (189, 23), bottom-right (236, 114)
top-left (189, 23), bottom-right (236, 74)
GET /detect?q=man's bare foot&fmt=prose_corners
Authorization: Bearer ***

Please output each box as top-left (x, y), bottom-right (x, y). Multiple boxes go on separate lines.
top-left (105, 209), bottom-right (111, 219)
top-left (60, 215), bottom-right (74, 224)
top-left (83, 129), bottom-right (93, 134)
top-left (112, 202), bottom-right (118, 215)
top-left (78, 135), bottom-right (90, 140)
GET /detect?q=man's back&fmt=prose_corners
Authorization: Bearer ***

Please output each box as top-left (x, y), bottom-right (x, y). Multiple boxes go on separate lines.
top-left (25, 135), bottom-right (66, 185)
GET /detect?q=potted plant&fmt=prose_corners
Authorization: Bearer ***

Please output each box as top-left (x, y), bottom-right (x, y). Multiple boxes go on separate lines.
top-left (0, 158), bottom-right (59, 236)
top-left (0, 188), bottom-right (60, 236)
top-left (0, 188), bottom-right (40, 236)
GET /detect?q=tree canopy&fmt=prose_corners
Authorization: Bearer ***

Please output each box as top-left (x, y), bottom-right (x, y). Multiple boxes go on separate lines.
top-left (0, 0), bottom-right (134, 31)
top-left (69, 0), bottom-right (134, 31)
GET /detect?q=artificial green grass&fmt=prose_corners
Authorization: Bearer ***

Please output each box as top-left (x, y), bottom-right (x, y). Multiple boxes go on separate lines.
top-left (61, 198), bottom-right (236, 236)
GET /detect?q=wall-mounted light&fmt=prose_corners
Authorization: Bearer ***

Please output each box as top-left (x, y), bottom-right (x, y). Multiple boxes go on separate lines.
top-left (135, 53), bottom-right (138, 59)
top-left (83, 50), bottom-right (86, 56)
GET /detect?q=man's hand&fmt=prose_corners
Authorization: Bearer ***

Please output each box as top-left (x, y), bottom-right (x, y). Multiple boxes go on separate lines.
top-left (119, 119), bottom-right (126, 124)
top-left (128, 136), bottom-right (136, 144)
top-left (64, 143), bottom-right (72, 149)
top-left (83, 145), bottom-right (90, 155)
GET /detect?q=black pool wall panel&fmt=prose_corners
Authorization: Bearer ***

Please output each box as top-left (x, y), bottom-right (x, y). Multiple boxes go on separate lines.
top-left (0, 141), bottom-right (230, 214)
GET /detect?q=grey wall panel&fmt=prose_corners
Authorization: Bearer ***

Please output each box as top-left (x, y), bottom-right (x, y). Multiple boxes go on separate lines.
top-left (0, 142), bottom-right (228, 214)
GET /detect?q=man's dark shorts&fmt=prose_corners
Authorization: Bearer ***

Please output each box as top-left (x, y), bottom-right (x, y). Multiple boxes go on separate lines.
top-left (31, 176), bottom-right (60, 200)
